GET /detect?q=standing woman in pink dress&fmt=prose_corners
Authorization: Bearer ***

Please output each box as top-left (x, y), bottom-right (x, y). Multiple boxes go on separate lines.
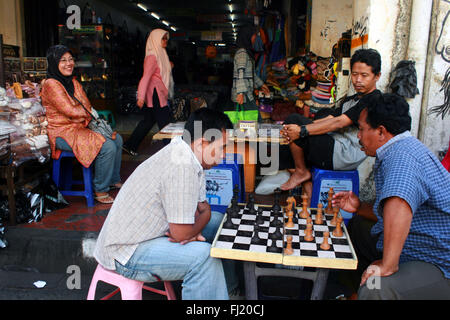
top-left (123, 29), bottom-right (174, 156)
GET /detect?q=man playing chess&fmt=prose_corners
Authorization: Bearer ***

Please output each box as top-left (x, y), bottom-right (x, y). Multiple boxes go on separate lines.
top-left (333, 93), bottom-right (450, 299)
top-left (94, 108), bottom-right (235, 300)
top-left (279, 49), bottom-right (382, 197)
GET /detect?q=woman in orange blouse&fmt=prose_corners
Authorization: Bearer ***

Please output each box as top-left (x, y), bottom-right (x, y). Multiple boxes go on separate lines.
top-left (41, 45), bottom-right (122, 204)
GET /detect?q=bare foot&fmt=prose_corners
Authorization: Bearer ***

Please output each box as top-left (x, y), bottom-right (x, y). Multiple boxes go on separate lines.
top-left (281, 169), bottom-right (312, 190)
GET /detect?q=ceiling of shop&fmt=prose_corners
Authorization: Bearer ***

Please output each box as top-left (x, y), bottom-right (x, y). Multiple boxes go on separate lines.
top-left (96, 0), bottom-right (251, 45)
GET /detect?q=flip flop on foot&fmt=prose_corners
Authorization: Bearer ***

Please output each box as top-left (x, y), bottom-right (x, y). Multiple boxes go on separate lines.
top-left (95, 193), bottom-right (115, 204)
top-left (110, 182), bottom-right (123, 190)
top-left (122, 146), bottom-right (138, 156)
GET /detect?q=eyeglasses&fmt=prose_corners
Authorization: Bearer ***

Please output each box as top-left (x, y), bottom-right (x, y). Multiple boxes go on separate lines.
top-left (60, 57), bottom-right (75, 64)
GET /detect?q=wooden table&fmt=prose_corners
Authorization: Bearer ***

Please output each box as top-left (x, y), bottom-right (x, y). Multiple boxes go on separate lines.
top-left (153, 122), bottom-right (288, 193)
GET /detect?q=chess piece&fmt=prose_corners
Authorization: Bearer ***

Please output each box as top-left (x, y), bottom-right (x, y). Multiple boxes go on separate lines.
top-left (251, 225), bottom-right (263, 244)
top-left (332, 216), bottom-right (344, 237)
top-left (255, 207), bottom-right (265, 225)
top-left (330, 206), bottom-right (340, 226)
top-left (315, 203), bottom-right (324, 225)
top-left (306, 217), bottom-right (313, 226)
top-left (247, 193), bottom-right (256, 212)
top-left (325, 188), bottom-right (334, 214)
top-left (286, 210), bottom-right (295, 228)
top-left (271, 226), bottom-right (283, 240)
top-left (299, 194), bottom-right (309, 219)
top-left (267, 239), bottom-right (279, 253)
top-left (320, 232), bottom-right (331, 250)
top-left (223, 209), bottom-right (235, 229)
top-left (272, 188), bottom-right (282, 212)
top-left (285, 235), bottom-right (293, 255)
top-left (286, 195), bottom-right (296, 213)
top-left (304, 224), bottom-right (314, 242)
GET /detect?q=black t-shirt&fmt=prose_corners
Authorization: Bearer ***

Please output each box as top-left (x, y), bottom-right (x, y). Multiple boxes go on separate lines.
top-left (334, 89), bottom-right (382, 125)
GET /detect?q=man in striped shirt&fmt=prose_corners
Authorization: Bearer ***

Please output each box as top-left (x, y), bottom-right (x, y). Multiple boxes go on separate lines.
top-left (94, 108), bottom-right (234, 299)
top-left (333, 93), bottom-right (450, 299)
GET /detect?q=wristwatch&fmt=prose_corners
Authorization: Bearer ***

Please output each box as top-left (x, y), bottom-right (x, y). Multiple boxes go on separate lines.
top-left (300, 125), bottom-right (309, 138)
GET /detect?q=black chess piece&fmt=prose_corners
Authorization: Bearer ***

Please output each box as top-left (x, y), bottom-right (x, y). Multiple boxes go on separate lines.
top-left (223, 209), bottom-right (235, 229)
top-left (251, 225), bottom-right (263, 244)
top-left (272, 188), bottom-right (282, 212)
top-left (267, 239), bottom-right (279, 253)
top-left (272, 227), bottom-right (283, 240)
top-left (246, 193), bottom-right (256, 211)
top-left (255, 207), bottom-right (265, 225)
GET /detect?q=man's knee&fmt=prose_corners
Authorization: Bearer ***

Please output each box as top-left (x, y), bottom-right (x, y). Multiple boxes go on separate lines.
top-left (358, 275), bottom-right (400, 300)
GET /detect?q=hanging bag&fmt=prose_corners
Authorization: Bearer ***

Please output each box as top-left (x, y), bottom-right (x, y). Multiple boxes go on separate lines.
top-left (72, 96), bottom-right (116, 140)
top-left (224, 103), bottom-right (259, 124)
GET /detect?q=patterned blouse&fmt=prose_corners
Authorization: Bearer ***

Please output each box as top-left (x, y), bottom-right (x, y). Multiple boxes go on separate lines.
top-left (40, 78), bottom-right (105, 168)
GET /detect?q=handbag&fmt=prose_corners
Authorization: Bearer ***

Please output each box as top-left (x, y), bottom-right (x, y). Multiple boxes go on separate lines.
top-left (72, 96), bottom-right (115, 140)
top-left (224, 103), bottom-right (259, 124)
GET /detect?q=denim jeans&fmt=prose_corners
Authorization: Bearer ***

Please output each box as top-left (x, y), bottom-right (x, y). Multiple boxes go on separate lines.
top-left (114, 211), bottom-right (234, 300)
top-left (55, 135), bottom-right (123, 193)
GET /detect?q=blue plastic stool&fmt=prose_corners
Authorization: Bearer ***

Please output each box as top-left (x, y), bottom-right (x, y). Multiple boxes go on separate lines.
top-left (97, 110), bottom-right (116, 129)
top-left (310, 167), bottom-right (359, 225)
top-left (205, 153), bottom-right (245, 213)
top-left (52, 151), bottom-right (95, 207)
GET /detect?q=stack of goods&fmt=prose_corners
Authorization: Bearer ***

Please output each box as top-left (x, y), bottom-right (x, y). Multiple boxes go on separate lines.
top-left (263, 51), bottom-right (337, 122)
top-left (1, 86), bottom-right (50, 167)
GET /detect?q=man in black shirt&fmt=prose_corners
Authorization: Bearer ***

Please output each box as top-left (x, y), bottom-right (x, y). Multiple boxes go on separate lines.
top-left (279, 49), bottom-right (382, 193)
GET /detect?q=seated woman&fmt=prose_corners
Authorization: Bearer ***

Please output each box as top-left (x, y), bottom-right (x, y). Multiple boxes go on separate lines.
top-left (41, 45), bottom-right (122, 204)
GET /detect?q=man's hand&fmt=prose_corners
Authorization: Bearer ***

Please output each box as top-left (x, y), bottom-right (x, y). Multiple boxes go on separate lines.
top-left (281, 124), bottom-right (301, 142)
top-left (165, 231), bottom-right (206, 245)
top-left (261, 84), bottom-right (270, 95)
top-left (237, 93), bottom-right (244, 105)
top-left (332, 191), bottom-right (361, 213)
top-left (360, 259), bottom-right (399, 287)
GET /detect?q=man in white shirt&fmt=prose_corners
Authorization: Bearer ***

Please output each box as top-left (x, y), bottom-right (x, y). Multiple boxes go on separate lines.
top-left (94, 108), bottom-right (233, 299)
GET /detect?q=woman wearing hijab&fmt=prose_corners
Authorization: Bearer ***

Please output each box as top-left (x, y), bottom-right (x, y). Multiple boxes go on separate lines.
top-left (122, 29), bottom-right (174, 156)
top-left (232, 25), bottom-right (270, 120)
top-left (41, 45), bottom-right (123, 204)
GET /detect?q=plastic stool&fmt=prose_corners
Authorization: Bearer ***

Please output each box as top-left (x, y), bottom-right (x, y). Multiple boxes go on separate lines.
top-left (97, 110), bottom-right (116, 129)
top-left (87, 264), bottom-right (176, 300)
top-left (310, 167), bottom-right (359, 225)
top-left (52, 151), bottom-right (94, 207)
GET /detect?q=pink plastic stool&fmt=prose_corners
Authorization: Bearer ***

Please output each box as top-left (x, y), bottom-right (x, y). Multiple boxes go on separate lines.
top-left (87, 264), bottom-right (176, 300)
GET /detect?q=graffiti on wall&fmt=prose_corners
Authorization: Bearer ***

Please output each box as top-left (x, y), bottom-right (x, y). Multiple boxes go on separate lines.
top-left (430, 1), bottom-right (450, 119)
top-left (351, 15), bottom-right (369, 49)
top-left (320, 20), bottom-right (336, 40)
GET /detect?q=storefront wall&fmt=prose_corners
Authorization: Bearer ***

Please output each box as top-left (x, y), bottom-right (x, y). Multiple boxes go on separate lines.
top-left (0, 0), bottom-right (25, 55)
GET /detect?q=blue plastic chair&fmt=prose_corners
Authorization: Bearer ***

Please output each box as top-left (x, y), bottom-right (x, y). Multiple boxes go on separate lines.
top-left (52, 151), bottom-right (95, 207)
top-left (310, 167), bottom-right (359, 225)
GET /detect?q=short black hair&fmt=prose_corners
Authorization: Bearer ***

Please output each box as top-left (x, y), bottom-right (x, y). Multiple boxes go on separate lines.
top-left (184, 108), bottom-right (233, 142)
top-left (362, 93), bottom-right (411, 135)
top-left (351, 49), bottom-right (382, 75)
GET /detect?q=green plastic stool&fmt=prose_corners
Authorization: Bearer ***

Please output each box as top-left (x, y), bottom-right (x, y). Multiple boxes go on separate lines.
top-left (96, 110), bottom-right (116, 129)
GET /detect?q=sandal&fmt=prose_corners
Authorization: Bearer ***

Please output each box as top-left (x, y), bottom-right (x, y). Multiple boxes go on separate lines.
top-left (95, 193), bottom-right (115, 204)
top-left (110, 182), bottom-right (123, 190)
top-left (122, 146), bottom-right (138, 157)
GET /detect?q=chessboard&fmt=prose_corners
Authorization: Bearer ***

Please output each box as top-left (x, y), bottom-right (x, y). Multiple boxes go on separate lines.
top-left (210, 190), bottom-right (358, 270)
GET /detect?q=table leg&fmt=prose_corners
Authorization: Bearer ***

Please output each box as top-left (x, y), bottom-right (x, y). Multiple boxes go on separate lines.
top-left (231, 142), bottom-right (256, 193)
top-left (310, 268), bottom-right (330, 300)
top-left (243, 261), bottom-right (258, 300)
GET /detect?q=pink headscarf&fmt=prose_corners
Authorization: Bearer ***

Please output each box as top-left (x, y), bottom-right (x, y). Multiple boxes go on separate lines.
top-left (145, 29), bottom-right (173, 97)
